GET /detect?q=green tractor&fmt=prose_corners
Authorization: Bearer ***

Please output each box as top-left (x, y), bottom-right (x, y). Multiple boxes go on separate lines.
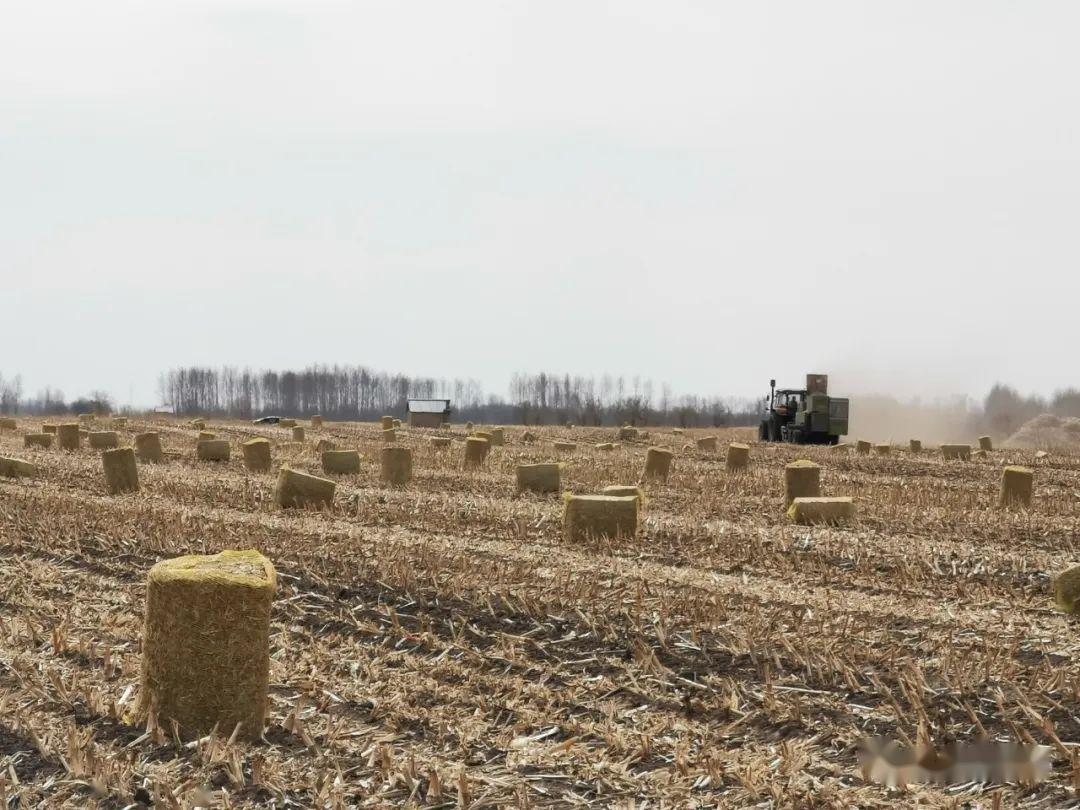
top-left (759, 373), bottom-right (848, 445)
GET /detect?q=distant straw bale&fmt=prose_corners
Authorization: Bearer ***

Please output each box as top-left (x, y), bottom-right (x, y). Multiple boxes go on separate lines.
top-left (516, 463), bottom-right (561, 494)
top-left (381, 416), bottom-right (394, 430)
top-left (830, 443), bottom-right (850, 453)
top-left (617, 427), bottom-right (638, 441)
top-left (564, 494), bottom-right (638, 542)
top-left (465, 421), bottom-right (474, 431)
top-left (138, 550), bottom-right (275, 740)
top-left (0, 417), bottom-right (16, 431)
top-left (279, 419), bottom-right (297, 428)
top-left (431, 437), bottom-right (452, 449)
top-left (464, 437), bottom-right (489, 469)
top-left (522, 431), bottom-right (537, 443)
top-left (554, 441), bottom-right (577, 454)
top-left (488, 428), bottom-right (505, 447)
top-left (197, 440), bottom-right (231, 462)
top-left (979, 436), bottom-right (994, 451)
top-left (726, 443), bottom-right (750, 471)
top-left (382, 428), bottom-right (397, 443)
top-left (310, 415), bottom-right (323, 428)
top-left (787, 496), bottom-right (854, 525)
top-left (941, 444), bottom-right (971, 461)
top-left (784, 460), bottom-right (821, 506)
top-left (322, 450), bottom-right (361, 475)
top-left (57, 423), bottom-right (81, 451)
top-left (198, 431), bottom-right (216, 442)
top-left (909, 439), bottom-right (922, 454)
top-left (874, 444), bottom-right (891, 456)
top-left (275, 467), bottom-right (335, 509)
top-left (0, 457), bottom-right (37, 478)
top-left (89, 431), bottom-right (120, 450)
top-left (643, 447), bottom-right (674, 481)
top-left (696, 436), bottom-right (718, 452)
top-left (135, 432), bottom-right (163, 463)
top-left (190, 419), bottom-right (206, 430)
top-left (673, 428), bottom-right (684, 435)
top-left (474, 430), bottom-right (493, 444)
top-left (973, 449), bottom-right (987, 459)
top-left (595, 442), bottom-right (615, 451)
top-left (24, 433), bottom-right (53, 449)
top-left (1053, 564), bottom-right (1080, 613)
top-left (855, 440), bottom-right (872, 455)
top-left (111, 417), bottom-right (128, 428)
top-left (102, 447), bottom-right (139, 494)
top-left (242, 439), bottom-right (272, 472)
top-left (393, 419), bottom-right (402, 429)
top-left (380, 447), bottom-right (412, 486)
top-left (315, 438), bottom-right (336, 454)
top-left (42, 424), bottom-right (57, 434)
top-left (601, 485), bottom-right (644, 506)
top-left (292, 426), bottom-right (305, 442)
top-left (79, 414), bottom-right (94, 425)
top-left (1000, 466), bottom-right (1033, 507)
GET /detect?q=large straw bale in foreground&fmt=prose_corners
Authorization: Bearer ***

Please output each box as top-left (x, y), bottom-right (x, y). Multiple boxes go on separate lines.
top-left (488, 428), bottom-right (505, 447)
top-left (726, 443), bottom-right (750, 471)
top-left (909, 439), bottom-right (922, 454)
top-left (1053, 564), bottom-right (1080, 613)
top-left (787, 496), bottom-right (853, 525)
top-left (643, 447), bottom-right (674, 481)
top-left (696, 436), bottom-right (718, 452)
top-left (242, 438), bottom-right (272, 472)
top-left (292, 426), bottom-right (305, 442)
top-left (135, 432), bottom-right (163, 463)
top-left (138, 550), bottom-right (275, 740)
top-left (0, 417), bottom-right (16, 431)
top-left (601, 485), bottom-right (644, 506)
top-left (941, 444), bottom-right (971, 461)
top-left (102, 447), bottom-right (139, 494)
top-left (322, 450), bottom-right (361, 475)
top-left (464, 436), bottom-right (489, 469)
top-left (380, 447), bottom-right (412, 486)
top-left (0, 457), bottom-right (37, 478)
top-left (24, 433), bottom-right (53, 449)
top-left (1000, 466), bottom-right (1033, 507)
top-left (563, 494), bottom-right (638, 542)
top-left (197, 440), bottom-right (231, 462)
top-left (275, 467), bottom-right (335, 509)
top-left (57, 423), bottom-right (81, 451)
top-left (89, 431), bottom-right (120, 450)
top-left (516, 463), bottom-right (561, 494)
top-left (979, 435), bottom-right (994, 451)
top-left (855, 440), bottom-right (872, 456)
top-left (784, 460), bottom-right (821, 505)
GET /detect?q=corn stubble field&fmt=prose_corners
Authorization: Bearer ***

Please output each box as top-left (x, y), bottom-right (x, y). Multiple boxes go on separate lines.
top-left (1, 418), bottom-right (1079, 808)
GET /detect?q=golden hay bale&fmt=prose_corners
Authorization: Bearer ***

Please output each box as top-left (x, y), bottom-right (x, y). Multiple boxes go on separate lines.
top-left (973, 449), bottom-right (987, 459)
top-left (393, 418), bottom-right (402, 429)
top-left (315, 438), bottom-right (336, 453)
top-left (784, 459), bottom-right (821, 506)
top-left (57, 423), bottom-right (81, 451)
top-left (787, 496), bottom-right (853, 525)
top-left (382, 428), bottom-right (397, 443)
top-left (726, 443), bottom-right (750, 471)
top-left (111, 417), bottom-right (128, 428)
top-left (275, 467), bottom-right (335, 509)
top-left (42, 424), bottom-right (57, 434)
top-left (197, 440), bottom-right (231, 462)
top-left (909, 439), bottom-right (922, 454)
top-left (322, 450), bottom-right (361, 475)
top-left (830, 443), bottom-right (850, 453)
top-left (0, 417), bottom-right (16, 431)
top-left (102, 447), bottom-right (139, 494)
top-left (643, 447), bottom-right (674, 481)
top-left (380, 415), bottom-right (394, 430)
top-left (601, 485), bottom-right (645, 506)
top-left (0, 456), bottom-right (37, 478)
top-left (516, 463), bottom-right (561, 494)
top-left (874, 444), bottom-right (891, 456)
top-left (310, 415), bottom-right (323, 428)
top-left (197, 431), bottom-right (216, 442)
top-left (292, 426), bottom-right (305, 442)
top-left (673, 428), bottom-right (684, 435)
top-left (242, 438), bottom-right (272, 472)
top-left (1053, 564), bottom-right (1080, 613)
top-left (134, 432), bottom-right (163, 463)
top-left (474, 429), bottom-right (493, 444)
top-left (24, 433), bottom-right (53, 449)
top-left (855, 440), bottom-right (872, 455)
top-left (1000, 466), bottom-right (1033, 507)
top-left (138, 550), bottom-right (275, 740)
top-left (464, 436), bottom-right (489, 469)
top-left (979, 435), bottom-right (993, 451)
top-left (88, 431), bottom-right (120, 450)
top-left (79, 413), bottom-right (94, 425)
top-left (617, 426), bottom-right (638, 441)
top-left (595, 442), bottom-right (615, 451)
top-left (380, 447), bottom-right (412, 486)
top-left (488, 428), bottom-right (505, 447)
top-left (431, 437), bottom-right (452, 449)
top-left (522, 431), bottom-right (537, 443)
top-left (563, 494), bottom-right (638, 542)
top-left (465, 421), bottom-right (474, 431)
top-left (941, 444), bottom-right (971, 461)
top-left (696, 436), bottom-right (718, 452)
top-left (554, 441), bottom-right (577, 454)
top-left (190, 418), bottom-right (206, 430)
top-left (278, 418), bottom-right (297, 428)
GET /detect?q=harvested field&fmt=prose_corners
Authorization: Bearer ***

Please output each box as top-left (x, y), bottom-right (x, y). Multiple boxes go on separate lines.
top-left (1, 417), bottom-right (1080, 806)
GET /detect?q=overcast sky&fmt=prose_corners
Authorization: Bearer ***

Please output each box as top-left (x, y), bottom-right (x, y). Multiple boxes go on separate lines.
top-left (3, 2), bottom-right (1078, 408)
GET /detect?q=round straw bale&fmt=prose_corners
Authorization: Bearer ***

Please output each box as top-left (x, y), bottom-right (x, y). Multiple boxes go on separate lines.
top-left (941, 444), bottom-right (971, 461)
top-left (197, 431), bottom-right (216, 442)
top-left (909, 439), bottom-right (922, 454)
top-left (0, 417), bottom-right (16, 431)
top-left (197, 440), bottom-right (231, 462)
top-left (855, 440), bottom-right (872, 455)
top-left (57, 423), bottom-right (81, 451)
top-left (563, 494), bottom-right (638, 542)
top-left (310, 415), bottom-right (324, 428)
top-left (464, 436), bottom-right (489, 469)
top-left (874, 444), bottom-right (891, 456)
top-left (601, 485), bottom-right (645, 506)
top-left (292, 426), bottom-right (305, 442)
top-left (643, 447), bottom-right (674, 481)
top-left (242, 438), bottom-right (272, 472)
top-left (0, 456), bottom-right (37, 478)
top-left (1000, 465), bottom-right (1033, 507)
top-left (382, 428), bottom-right (397, 443)
top-left (88, 431), bottom-right (120, 450)
top-left (595, 442), bottom-right (615, 451)
top-left (138, 550), bottom-right (275, 740)
top-left (488, 428), bottom-right (505, 447)
top-left (784, 459), bottom-right (820, 506)
top-left (380, 447), bottom-right (412, 486)
top-left (726, 442), bottom-right (750, 471)
top-left (516, 462), bottom-right (561, 494)
top-left (102, 447), bottom-right (139, 494)
top-left (431, 437), bottom-right (452, 449)
top-left (322, 450), bottom-right (361, 475)
top-left (380, 415), bottom-right (394, 430)
top-left (554, 441), bottom-right (577, 454)
top-left (42, 424), bottom-right (58, 434)
top-left (696, 436), bottom-right (718, 452)
top-left (135, 432), bottom-right (163, 463)
top-left (275, 467), bottom-right (335, 509)
top-left (1053, 564), bottom-right (1080, 613)
top-left (979, 435), bottom-right (994, 451)
top-left (24, 433), bottom-right (53, 449)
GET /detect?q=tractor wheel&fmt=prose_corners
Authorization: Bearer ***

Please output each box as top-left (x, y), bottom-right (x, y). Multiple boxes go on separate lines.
top-left (758, 421), bottom-right (768, 441)
top-left (768, 419), bottom-right (780, 442)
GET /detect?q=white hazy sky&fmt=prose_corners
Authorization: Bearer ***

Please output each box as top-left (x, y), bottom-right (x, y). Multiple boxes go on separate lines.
top-left (3, 1), bottom-right (1078, 407)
